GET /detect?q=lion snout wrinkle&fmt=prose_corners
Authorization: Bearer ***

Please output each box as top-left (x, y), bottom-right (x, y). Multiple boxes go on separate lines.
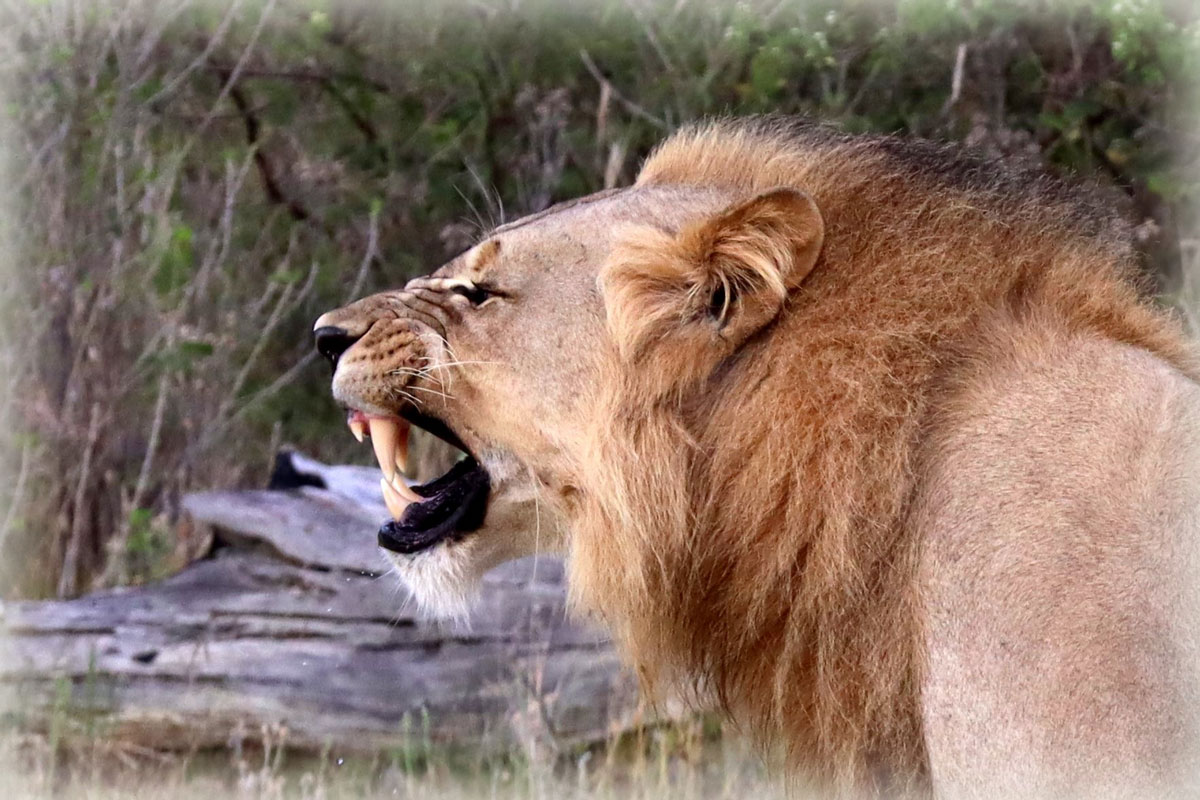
top-left (317, 291), bottom-right (450, 416)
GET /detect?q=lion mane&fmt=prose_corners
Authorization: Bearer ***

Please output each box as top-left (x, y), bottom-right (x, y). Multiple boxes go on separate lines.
top-left (566, 118), bottom-right (1196, 794)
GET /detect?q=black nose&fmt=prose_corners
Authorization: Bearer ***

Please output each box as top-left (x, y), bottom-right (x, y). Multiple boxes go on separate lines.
top-left (314, 326), bottom-right (360, 366)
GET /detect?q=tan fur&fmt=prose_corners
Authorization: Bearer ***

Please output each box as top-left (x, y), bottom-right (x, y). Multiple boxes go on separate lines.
top-left (914, 314), bottom-right (1200, 798)
top-left (317, 117), bottom-right (1200, 797)
top-left (567, 119), bottom-right (1196, 794)
top-left (467, 238), bottom-right (501, 272)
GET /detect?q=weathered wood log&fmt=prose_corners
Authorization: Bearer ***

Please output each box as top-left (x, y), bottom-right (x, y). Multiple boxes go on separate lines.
top-left (0, 454), bottom-right (652, 755)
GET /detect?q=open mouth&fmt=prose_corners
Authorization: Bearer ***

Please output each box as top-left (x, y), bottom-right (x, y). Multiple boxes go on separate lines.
top-left (346, 409), bottom-right (490, 555)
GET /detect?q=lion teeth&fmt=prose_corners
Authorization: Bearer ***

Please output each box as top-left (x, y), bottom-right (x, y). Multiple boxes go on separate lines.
top-left (381, 470), bottom-right (421, 509)
top-left (393, 474), bottom-right (423, 503)
top-left (395, 422), bottom-right (409, 474)
top-left (363, 415), bottom-right (419, 509)
top-left (380, 477), bottom-right (410, 520)
top-left (348, 418), bottom-right (366, 443)
top-left (369, 417), bottom-right (400, 484)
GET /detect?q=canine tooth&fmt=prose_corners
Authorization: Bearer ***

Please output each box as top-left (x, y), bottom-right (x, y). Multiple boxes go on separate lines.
top-left (395, 422), bottom-right (410, 474)
top-left (380, 477), bottom-right (410, 521)
top-left (369, 417), bottom-right (399, 484)
top-left (349, 418), bottom-right (366, 443)
top-left (391, 474), bottom-right (424, 503)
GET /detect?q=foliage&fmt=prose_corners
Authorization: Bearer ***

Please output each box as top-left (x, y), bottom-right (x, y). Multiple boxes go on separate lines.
top-left (0, 0), bottom-right (1196, 597)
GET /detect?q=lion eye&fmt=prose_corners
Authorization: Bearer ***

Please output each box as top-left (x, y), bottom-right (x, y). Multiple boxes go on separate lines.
top-left (451, 283), bottom-right (497, 306)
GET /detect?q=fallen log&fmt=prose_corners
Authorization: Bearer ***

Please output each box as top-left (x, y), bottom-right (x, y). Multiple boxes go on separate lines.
top-left (0, 454), bottom-right (649, 756)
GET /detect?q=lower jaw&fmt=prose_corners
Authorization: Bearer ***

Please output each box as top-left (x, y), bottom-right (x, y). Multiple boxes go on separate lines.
top-left (341, 410), bottom-right (491, 555)
top-left (377, 456), bottom-right (491, 555)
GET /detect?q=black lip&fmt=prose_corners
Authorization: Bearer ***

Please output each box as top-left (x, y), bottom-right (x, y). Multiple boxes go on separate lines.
top-left (377, 456), bottom-right (490, 555)
top-left (399, 407), bottom-right (470, 455)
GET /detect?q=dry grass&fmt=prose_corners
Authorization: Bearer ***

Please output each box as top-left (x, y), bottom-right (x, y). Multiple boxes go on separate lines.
top-left (1, 718), bottom-right (789, 800)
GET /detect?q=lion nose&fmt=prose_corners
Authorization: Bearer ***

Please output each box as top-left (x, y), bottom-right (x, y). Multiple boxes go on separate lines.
top-left (313, 325), bottom-right (361, 366)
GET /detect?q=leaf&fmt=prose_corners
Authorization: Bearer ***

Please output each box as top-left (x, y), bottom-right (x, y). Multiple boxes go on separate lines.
top-left (177, 340), bottom-right (214, 360)
top-left (152, 224), bottom-right (194, 300)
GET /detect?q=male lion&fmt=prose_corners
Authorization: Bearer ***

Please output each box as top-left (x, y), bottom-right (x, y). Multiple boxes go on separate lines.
top-left (313, 117), bottom-right (1200, 798)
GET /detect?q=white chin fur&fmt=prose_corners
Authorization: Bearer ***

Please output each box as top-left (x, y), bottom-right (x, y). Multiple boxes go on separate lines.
top-left (386, 539), bottom-right (488, 621)
top-left (385, 452), bottom-right (557, 620)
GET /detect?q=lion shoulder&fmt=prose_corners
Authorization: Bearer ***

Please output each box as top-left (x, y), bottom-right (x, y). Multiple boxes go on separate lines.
top-left (915, 314), bottom-right (1200, 793)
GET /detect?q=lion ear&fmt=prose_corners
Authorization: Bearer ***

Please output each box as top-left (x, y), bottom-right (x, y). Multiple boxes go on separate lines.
top-left (682, 188), bottom-right (824, 346)
top-left (603, 188), bottom-right (824, 363)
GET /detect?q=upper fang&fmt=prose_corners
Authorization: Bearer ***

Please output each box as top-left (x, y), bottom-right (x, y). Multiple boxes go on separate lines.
top-left (369, 417), bottom-right (400, 484)
top-left (395, 422), bottom-right (410, 474)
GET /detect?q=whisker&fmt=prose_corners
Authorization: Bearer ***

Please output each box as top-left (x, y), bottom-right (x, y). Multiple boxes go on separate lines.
top-left (527, 464), bottom-right (543, 591)
top-left (421, 360), bottom-right (505, 370)
top-left (440, 340), bottom-right (462, 391)
top-left (387, 387), bottom-right (422, 407)
top-left (409, 385), bottom-right (453, 401)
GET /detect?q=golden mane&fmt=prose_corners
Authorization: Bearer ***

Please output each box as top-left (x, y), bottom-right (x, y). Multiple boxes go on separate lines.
top-left (568, 117), bottom-right (1197, 795)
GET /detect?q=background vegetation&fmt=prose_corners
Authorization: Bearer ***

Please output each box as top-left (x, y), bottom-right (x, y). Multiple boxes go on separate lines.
top-left (0, 0), bottom-right (1197, 601)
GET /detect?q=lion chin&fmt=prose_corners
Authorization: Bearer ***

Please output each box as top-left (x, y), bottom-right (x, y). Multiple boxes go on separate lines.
top-left (316, 116), bottom-right (1200, 798)
top-left (367, 441), bottom-right (558, 621)
top-left (384, 537), bottom-right (489, 621)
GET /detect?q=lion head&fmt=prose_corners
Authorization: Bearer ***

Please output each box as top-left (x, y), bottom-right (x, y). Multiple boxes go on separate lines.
top-left (315, 117), bottom-right (1194, 793)
top-left (312, 181), bottom-right (749, 615)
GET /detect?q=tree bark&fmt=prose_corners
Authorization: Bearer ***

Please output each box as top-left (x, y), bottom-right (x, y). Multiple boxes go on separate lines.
top-left (1, 454), bottom-right (656, 756)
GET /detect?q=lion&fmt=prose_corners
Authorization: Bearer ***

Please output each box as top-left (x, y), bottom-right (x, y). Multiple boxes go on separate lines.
top-left (313, 117), bottom-right (1200, 798)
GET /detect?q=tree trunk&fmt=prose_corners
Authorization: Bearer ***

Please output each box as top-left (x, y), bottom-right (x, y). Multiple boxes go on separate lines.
top-left (0, 453), bottom-right (657, 757)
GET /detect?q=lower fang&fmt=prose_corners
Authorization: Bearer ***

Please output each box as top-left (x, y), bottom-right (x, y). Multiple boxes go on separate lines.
top-left (381, 477), bottom-right (410, 520)
top-left (388, 473), bottom-right (423, 503)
